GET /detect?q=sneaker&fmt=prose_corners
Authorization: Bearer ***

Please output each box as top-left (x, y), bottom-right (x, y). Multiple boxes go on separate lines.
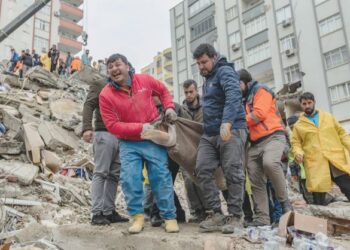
top-left (150, 212), bottom-right (163, 227)
top-left (106, 211), bottom-right (129, 223)
top-left (199, 212), bottom-right (229, 232)
top-left (221, 216), bottom-right (242, 234)
top-left (91, 213), bottom-right (110, 226)
top-left (243, 220), bottom-right (267, 228)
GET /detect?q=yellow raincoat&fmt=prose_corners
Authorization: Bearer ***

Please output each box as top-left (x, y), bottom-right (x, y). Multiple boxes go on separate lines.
top-left (292, 110), bottom-right (350, 192)
top-left (40, 53), bottom-right (51, 71)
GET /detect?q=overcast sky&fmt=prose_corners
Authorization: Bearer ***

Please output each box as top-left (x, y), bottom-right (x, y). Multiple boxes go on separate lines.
top-left (85, 0), bottom-right (182, 72)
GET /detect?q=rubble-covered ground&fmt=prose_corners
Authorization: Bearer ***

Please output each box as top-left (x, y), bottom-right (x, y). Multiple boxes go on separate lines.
top-left (0, 63), bottom-right (350, 249)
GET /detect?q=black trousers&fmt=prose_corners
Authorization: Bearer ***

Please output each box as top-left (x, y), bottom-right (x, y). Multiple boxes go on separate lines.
top-left (312, 174), bottom-right (350, 205)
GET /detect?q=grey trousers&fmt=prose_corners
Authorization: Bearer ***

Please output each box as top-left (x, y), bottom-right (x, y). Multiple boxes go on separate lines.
top-left (247, 134), bottom-right (288, 224)
top-left (182, 170), bottom-right (207, 213)
top-left (91, 131), bottom-right (120, 215)
top-left (195, 129), bottom-right (247, 217)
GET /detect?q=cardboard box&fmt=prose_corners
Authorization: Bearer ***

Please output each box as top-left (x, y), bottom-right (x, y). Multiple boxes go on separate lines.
top-left (279, 212), bottom-right (328, 241)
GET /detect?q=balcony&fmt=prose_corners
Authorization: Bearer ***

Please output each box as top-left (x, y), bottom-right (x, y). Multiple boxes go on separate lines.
top-left (59, 18), bottom-right (83, 36)
top-left (164, 60), bottom-right (173, 72)
top-left (163, 48), bottom-right (172, 60)
top-left (61, 0), bottom-right (84, 8)
top-left (58, 35), bottom-right (82, 54)
top-left (60, 2), bottom-right (83, 22)
top-left (164, 73), bottom-right (173, 85)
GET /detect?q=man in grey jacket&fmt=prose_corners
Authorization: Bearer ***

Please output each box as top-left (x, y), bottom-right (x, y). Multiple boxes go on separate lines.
top-left (82, 78), bottom-right (128, 225)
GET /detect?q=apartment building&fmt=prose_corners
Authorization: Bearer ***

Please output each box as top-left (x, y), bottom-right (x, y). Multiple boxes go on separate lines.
top-left (170, 0), bottom-right (350, 131)
top-left (141, 48), bottom-right (174, 95)
top-left (0, 0), bottom-right (84, 60)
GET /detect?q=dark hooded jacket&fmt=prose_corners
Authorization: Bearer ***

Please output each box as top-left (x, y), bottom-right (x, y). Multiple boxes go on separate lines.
top-left (202, 56), bottom-right (246, 136)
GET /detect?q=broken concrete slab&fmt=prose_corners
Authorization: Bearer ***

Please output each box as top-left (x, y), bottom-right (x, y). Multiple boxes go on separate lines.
top-left (0, 105), bottom-right (22, 137)
top-left (37, 90), bottom-right (50, 100)
top-left (49, 99), bottom-right (82, 121)
top-left (0, 138), bottom-right (23, 155)
top-left (22, 123), bottom-right (45, 164)
top-left (25, 66), bottom-right (66, 89)
top-left (18, 104), bottom-right (41, 125)
top-left (41, 150), bottom-right (62, 173)
top-left (38, 121), bottom-right (79, 151)
top-left (0, 160), bottom-right (39, 185)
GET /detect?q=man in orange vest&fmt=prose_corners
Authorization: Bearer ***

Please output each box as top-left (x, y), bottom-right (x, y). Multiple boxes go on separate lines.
top-left (238, 69), bottom-right (292, 227)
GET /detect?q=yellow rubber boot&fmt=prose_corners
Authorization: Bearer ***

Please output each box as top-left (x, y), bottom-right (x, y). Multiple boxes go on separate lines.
top-left (128, 214), bottom-right (144, 234)
top-left (164, 219), bottom-right (179, 233)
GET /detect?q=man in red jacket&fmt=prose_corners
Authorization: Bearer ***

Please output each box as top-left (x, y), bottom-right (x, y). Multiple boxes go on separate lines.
top-left (99, 53), bottom-right (179, 234)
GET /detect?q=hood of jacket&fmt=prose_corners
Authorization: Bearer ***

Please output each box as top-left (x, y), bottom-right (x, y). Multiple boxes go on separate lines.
top-left (205, 55), bottom-right (233, 79)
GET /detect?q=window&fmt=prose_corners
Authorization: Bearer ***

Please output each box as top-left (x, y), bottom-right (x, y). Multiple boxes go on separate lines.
top-left (40, 5), bottom-right (51, 16)
top-left (280, 34), bottom-right (296, 52)
top-left (35, 18), bottom-right (49, 32)
top-left (276, 5), bottom-right (292, 24)
top-left (330, 82), bottom-right (350, 103)
top-left (229, 31), bottom-right (241, 46)
top-left (178, 59), bottom-right (187, 71)
top-left (176, 36), bottom-right (185, 48)
top-left (34, 36), bottom-right (49, 51)
top-left (178, 70), bottom-right (188, 83)
top-left (245, 15), bottom-right (267, 37)
top-left (190, 16), bottom-right (215, 40)
top-left (175, 14), bottom-right (183, 26)
top-left (189, 0), bottom-right (214, 17)
top-left (226, 6), bottom-right (237, 21)
top-left (247, 42), bottom-right (270, 66)
top-left (234, 58), bottom-right (244, 70)
top-left (284, 64), bottom-right (301, 83)
top-left (324, 46), bottom-right (349, 69)
top-left (314, 0), bottom-right (328, 5)
top-left (319, 14), bottom-right (342, 36)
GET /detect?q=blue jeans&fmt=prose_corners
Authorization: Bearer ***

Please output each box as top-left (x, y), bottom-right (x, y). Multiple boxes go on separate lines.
top-left (119, 140), bottom-right (176, 219)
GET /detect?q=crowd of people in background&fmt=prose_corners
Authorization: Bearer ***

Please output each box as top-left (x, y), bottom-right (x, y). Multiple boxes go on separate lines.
top-left (7, 46), bottom-right (108, 79)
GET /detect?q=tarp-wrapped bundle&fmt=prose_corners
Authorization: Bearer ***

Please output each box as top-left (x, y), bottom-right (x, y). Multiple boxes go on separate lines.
top-left (144, 117), bottom-right (226, 190)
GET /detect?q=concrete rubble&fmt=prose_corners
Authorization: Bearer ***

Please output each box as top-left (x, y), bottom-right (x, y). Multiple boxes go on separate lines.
top-left (0, 65), bottom-right (349, 249)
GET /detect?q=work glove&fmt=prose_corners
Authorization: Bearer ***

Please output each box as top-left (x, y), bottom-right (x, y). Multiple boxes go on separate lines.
top-left (165, 108), bottom-right (177, 123)
top-left (220, 123), bottom-right (232, 141)
top-left (141, 123), bottom-right (155, 135)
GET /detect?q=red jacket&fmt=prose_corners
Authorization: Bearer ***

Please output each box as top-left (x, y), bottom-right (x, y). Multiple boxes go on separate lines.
top-left (99, 74), bottom-right (174, 141)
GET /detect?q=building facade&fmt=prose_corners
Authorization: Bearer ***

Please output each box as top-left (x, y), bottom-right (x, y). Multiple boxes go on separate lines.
top-left (170, 0), bottom-right (350, 131)
top-left (0, 0), bottom-right (84, 60)
top-left (141, 48), bottom-right (174, 95)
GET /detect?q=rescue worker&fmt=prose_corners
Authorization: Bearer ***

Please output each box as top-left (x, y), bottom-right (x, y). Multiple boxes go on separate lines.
top-left (82, 76), bottom-right (128, 225)
top-left (40, 48), bottom-right (51, 72)
top-left (179, 79), bottom-right (208, 223)
top-left (99, 53), bottom-right (179, 234)
top-left (193, 44), bottom-right (247, 233)
top-left (292, 92), bottom-right (350, 203)
top-left (238, 69), bottom-right (292, 227)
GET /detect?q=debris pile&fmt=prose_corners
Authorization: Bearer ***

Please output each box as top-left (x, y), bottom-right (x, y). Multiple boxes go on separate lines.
top-left (0, 66), bottom-right (126, 248)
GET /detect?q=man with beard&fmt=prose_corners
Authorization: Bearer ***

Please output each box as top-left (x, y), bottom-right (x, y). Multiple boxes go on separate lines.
top-left (292, 92), bottom-right (350, 203)
top-left (179, 79), bottom-right (208, 222)
top-left (193, 44), bottom-right (247, 233)
top-left (48, 45), bottom-right (60, 73)
top-left (238, 69), bottom-right (292, 227)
